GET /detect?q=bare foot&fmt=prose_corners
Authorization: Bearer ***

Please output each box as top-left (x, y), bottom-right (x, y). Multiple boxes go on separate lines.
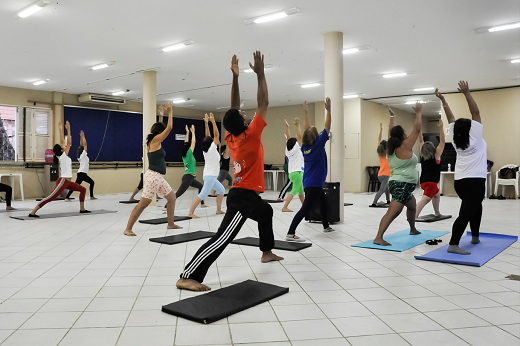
top-left (187, 214), bottom-right (200, 219)
top-left (167, 223), bottom-right (183, 230)
top-left (409, 229), bottom-right (421, 235)
top-left (261, 251), bottom-right (284, 263)
top-left (176, 278), bottom-right (211, 291)
top-left (64, 198), bottom-right (72, 202)
top-left (201, 204), bottom-right (209, 208)
top-left (129, 198), bottom-right (138, 202)
top-left (415, 218), bottom-right (424, 221)
top-left (282, 208), bottom-right (293, 212)
top-left (373, 238), bottom-right (391, 246)
top-left (124, 229), bottom-right (136, 236)
top-left (216, 210), bottom-right (225, 215)
top-left (90, 197), bottom-right (97, 200)
top-left (6, 206), bottom-right (17, 210)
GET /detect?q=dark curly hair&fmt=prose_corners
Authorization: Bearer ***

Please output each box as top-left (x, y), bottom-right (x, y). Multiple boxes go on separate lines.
top-left (453, 118), bottom-right (471, 150)
top-left (387, 125), bottom-right (405, 155)
top-left (223, 109), bottom-right (246, 136)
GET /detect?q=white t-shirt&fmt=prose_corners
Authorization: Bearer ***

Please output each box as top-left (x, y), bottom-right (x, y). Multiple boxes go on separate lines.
top-left (203, 142), bottom-right (220, 176)
top-left (448, 120), bottom-right (487, 180)
top-left (78, 151), bottom-right (89, 174)
top-left (59, 153), bottom-right (72, 178)
top-left (285, 142), bottom-right (305, 174)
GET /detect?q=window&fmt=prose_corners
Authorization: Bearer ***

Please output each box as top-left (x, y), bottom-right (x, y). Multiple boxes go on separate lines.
top-left (16, 107), bottom-right (52, 162)
top-left (0, 106), bottom-right (17, 162)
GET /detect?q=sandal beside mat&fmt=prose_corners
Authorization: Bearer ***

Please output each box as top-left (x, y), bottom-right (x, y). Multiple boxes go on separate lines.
top-left (149, 231), bottom-right (215, 245)
top-left (263, 199), bottom-right (285, 203)
top-left (415, 232), bottom-right (518, 267)
top-left (231, 237), bottom-right (312, 251)
top-left (139, 216), bottom-right (192, 224)
top-left (162, 280), bottom-right (288, 324)
top-left (416, 214), bottom-right (452, 222)
top-left (0, 208), bottom-right (31, 213)
top-left (119, 200), bottom-right (139, 204)
top-left (351, 229), bottom-right (449, 252)
top-left (9, 209), bottom-right (116, 221)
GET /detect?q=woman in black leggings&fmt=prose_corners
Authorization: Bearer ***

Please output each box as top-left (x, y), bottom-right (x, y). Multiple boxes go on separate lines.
top-left (437, 82), bottom-right (487, 255)
top-left (286, 99), bottom-right (335, 241)
top-left (0, 183), bottom-right (16, 210)
top-left (66, 130), bottom-right (96, 201)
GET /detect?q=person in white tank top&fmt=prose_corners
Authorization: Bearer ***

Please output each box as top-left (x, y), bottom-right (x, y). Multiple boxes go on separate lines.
top-left (65, 130), bottom-right (97, 201)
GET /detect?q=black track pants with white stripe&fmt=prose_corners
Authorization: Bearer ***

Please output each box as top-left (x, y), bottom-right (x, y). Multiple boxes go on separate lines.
top-left (180, 188), bottom-right (275, 283)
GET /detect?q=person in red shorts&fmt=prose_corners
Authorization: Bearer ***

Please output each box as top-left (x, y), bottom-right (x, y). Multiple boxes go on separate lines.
top-left (416, 118), bottom-right (446, 221)
top-left (176, 51), bottom-right (284, 292)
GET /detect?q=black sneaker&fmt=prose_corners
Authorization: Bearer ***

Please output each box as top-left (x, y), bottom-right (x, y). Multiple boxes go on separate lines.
top-left (369, 204), bottom-right (377, 207)
top-left (28, 214), bottom-right (39, 218)
top-left (80, 210), bottom-right (91, 214)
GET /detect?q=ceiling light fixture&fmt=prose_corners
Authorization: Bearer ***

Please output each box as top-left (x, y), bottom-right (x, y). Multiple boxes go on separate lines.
top-left (217, 106), bottom-right (231, 110)
top-left (172, 99), bottom-right (187, 104)
top-left (413, 87), bottom-right (435, 92)
top-left (405, 100), bottom-right (427, 104)
top-left (241, 64), bottom-right (273, 73)
top-left (383, 72), bottom-right (407, 78)
top-left (112, 91), bottom-right (126, 96)
top-left (343, 94), bottom-right (360, 99)
top-left (476, 21), bottom-right (520, 33)
top-left (32, 79), bottom-right (48, 86)
top-left (160, 40), bottom-right (194, 53)
top-left (91, 61), bottom-right (115, 70)
top-left (16, 0), bottom-right (50, 18)
top-left (301, 83), bottom-right (321, 88)
top-left (244, 7), bottom-right (300, 25)
top-left (511, 59), bottom-right (520, 64)
top-left (343, 45), bottom-right (370, 55)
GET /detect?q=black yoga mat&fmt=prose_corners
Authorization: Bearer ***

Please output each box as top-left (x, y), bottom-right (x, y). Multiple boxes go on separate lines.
top-left (344, 203), bottom-right (353, 206)
top-left (149, 231), bottom-right (215, 245)
top-left (35, 197), bottom-right (74, 201)
top-left (263, 199), bottom-right (284, 203)
top-left (119, 200), bottom-right (139, 204)
top-left (139, 216), bottom-right (192, 224)
top-left (231, 237), bottom-right (312, 251)
top-left (162, 280), bottom-right (288, 324)
top-left (416, 214), bottom-right (452, 223)
top-left (207, 194), bottom-right (228, 197)
top-left (369, 202), bottom-right (389, 208)
top-left (10, 209), bottom-right (116, 220)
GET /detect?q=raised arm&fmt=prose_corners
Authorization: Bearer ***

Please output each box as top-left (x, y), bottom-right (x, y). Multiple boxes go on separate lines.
top-left (80, 130), bottom-right (87, 153)
top-left (63, 121), bottom-right (71, 155)
top-left (324, 97), bottom-right (331, 134)
top-left (58, 121), bottom-right (65, 148)
top-left (250, 51), bottom-right (268, 120)
top-left (378, 122), bottom-right (382, 146)
top-left (401, 102), bottom-right (422, 151)
top-left (204, 114), bottom-right (210, 137)
top-left (388, 107), bottom-right (395, 138)
top-left (152, 103), bottom-right (173, 144)
top-left (419, 125), bottom-right (424, 150)
top-left (230, 55), bottom-right (240, 109)
top-left (184, 125), bottom-right (189, 143)
top-left (302, 100), bottom-right (310, 131)
top-left (190, 125), bottom-right (196, 152)
top-left (209, 113), bottom-right (220, 145)
top-left (457, 81), bottom-right (481, 124)
top-left (435, 88), bottom-right (455, 124)
top-left (435, 119), bottom-right (445, 160)
top-left (295, 117), bottom-right (302, 146)
top-left (284, 119), bottom-right (291, 142)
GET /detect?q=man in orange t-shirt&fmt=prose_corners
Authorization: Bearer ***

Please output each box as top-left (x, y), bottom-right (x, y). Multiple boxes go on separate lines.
top-left (177, 51), bottom-right (284, 292)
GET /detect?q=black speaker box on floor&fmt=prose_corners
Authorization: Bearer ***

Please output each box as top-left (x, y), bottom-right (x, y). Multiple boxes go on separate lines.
top-left (305, 182), bottom-right (340, 223)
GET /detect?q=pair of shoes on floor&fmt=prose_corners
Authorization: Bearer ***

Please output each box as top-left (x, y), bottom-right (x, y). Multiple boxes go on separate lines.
top-left (497, 195), bottom-right (506, 200)
top-left (425, 239), bottom-right (443, 245)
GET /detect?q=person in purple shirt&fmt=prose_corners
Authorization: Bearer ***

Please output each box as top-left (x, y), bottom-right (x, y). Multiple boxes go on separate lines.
top-left (286, 98), bottom-right (335, 242)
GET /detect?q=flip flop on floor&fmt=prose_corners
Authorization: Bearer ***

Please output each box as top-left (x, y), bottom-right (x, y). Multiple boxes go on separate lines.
top-left (425, 239), bottom-right (437, 245)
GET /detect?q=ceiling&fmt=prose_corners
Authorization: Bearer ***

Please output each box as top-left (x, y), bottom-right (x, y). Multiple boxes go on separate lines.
top-left (1, 0), bottom-right (519, 116)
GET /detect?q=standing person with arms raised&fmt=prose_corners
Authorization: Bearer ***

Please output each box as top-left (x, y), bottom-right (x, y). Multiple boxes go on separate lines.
top-left (438, 82), bottom-right (486, 255)
top-left (29, 121), bottom-right (90, 217)
top-left (416, 118), bottom-right (446, 220)
top-left (370, 120), bottom-right (391, 207)
top-left (285, 97), bottom-right (335, 242)
top-left (123, 103), bottom-right (182, 236)
top-left (177, 51), bottom-right (283, 292)
top-left (65, 130), bottom-right (97, 201)
top-left (281, 113), bottom-right (305, 212)
top-left (373, 103), bottom-right (422, 246)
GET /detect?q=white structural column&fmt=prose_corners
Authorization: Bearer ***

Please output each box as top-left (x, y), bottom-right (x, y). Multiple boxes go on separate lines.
top-left (324, 31), bottom-right (345, 222)
top-left (143, 70), bottom-right (157, 206)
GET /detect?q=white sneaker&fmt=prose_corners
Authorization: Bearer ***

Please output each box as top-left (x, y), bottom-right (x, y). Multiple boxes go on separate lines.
top-left (323, 227), bottom-right (336, 233)
top-left (286, 235), bottom-right (306, 242)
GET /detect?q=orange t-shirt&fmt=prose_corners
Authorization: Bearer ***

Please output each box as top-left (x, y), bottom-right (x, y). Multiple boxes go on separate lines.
top-left (225, 114), bottom-right (266, 192)
top-left (379, 156), bottom-right (391, 176)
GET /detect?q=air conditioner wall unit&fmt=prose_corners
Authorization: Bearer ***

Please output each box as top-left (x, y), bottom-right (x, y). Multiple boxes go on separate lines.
top-left (78, 93), bottom-right (126, 105)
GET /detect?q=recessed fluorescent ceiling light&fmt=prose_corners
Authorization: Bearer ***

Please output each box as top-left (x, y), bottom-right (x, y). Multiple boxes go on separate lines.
top-left (488, 22), bottom-right (520, 32)
top-left (33, 80), bottom-right (47, 86)
top-left (413, 87), bottom-right (435, 91)
top-left (343, 45), bottom-right (369, 55)
top-left (343, 94), bottom-right (359, 99)
top-left (241, 64), bottom-right (273, 73)
top-left (243, 68), bottom-right (254, 73)
top-left (511, 59), bottom-right (520, 63)
top-left (161, 40), bottom-right (194, 52)
top-left (17, 0), bottom-right (50, 18)
top-left (244, 7), bottom-right (300, 25)
top-left (217, 106), bottom-right (231, 110)
top-left (91, 62), bottom-right (114, 70)
top-left (383, 72), bottom-right (407, 78)
top-left (301, 83), bottom-right (320, 88)
top-left (112, 91), bottom-right (126, 96)
top-left (405, 100), bottom-right (427, 104)
top-left (172, 99), bottom-right (187, 103)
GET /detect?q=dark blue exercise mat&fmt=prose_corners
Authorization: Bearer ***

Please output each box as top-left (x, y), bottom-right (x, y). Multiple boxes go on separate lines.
top-left (231, 237), bottom-right (312, 251)
top-left (415, 232), bottom-right (518, 267)
top-left (162, 280), bottom-right (289, 324)
top-left (416, 214), bottom-right (452, 222)
top-left (119, 200), bottom-right (140, 204)
top-left (9, 209), bottom-right (117, 220)
top-left (149, 231), bottom-right (215, 245)
top-left (139, 216), bottom-right (192, 224)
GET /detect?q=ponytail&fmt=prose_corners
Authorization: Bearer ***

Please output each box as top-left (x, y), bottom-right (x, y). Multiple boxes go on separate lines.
top-left (52, 144), bottom-right (63, 165)
top-left (147, 122), bottom-right (167, 146)
top-left (387, 125), bottom-right (405, 155)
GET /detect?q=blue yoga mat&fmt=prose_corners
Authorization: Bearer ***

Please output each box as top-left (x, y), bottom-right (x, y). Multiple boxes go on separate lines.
top-left (351, 229), bottom-right (449, 252)
top-left (415, 232), bottom-right (518, 267)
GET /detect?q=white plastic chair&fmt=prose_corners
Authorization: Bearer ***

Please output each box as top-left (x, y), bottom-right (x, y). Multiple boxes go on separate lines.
top-left (494, 164), bottom-right (519, 198)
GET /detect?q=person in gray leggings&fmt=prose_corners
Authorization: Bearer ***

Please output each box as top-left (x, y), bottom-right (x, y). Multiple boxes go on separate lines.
top-left (370, 120), bottom-right (391, 207)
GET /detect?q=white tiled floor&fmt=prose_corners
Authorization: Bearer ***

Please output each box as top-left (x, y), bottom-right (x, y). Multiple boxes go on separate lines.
top-left (0, 189), bottom-right (519, 345)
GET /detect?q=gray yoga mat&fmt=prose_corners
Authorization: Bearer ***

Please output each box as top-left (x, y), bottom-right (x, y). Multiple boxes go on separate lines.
top-left (139, 216), bottom-right (192, 224)
top-left (416, 214), bottom-right (452, 223)
top-left (9, 209), bottom-right (117, 220)
top-left (0, 208), bottom-right (32, 213)
top-left (149, 231), bottom-right (216, 245)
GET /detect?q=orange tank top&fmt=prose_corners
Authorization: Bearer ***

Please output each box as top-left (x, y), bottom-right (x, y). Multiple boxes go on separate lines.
top-left (379, 156), bottom-right (391, 176)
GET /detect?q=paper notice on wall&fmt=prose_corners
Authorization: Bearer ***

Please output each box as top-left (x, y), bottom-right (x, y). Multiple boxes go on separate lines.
top-left (175, 134), bottom-right (186, 141)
